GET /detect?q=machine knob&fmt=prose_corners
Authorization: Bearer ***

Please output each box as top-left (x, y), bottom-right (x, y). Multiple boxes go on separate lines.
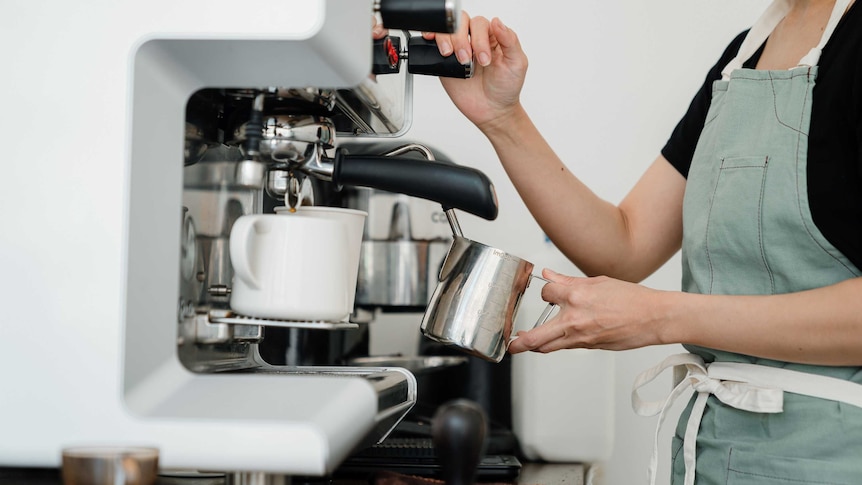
top-left (431, 399), bottom-right (488, 485)
top-left (377, 0), bottom-right (460, 33)
top-left (373, 36), bottom-right (472, 79)
top-left (406, 37), bottom-right (472, 78)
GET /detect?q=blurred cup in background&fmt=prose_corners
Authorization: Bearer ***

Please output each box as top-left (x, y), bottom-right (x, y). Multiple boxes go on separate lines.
top-left (61, 446), bottom-right (159, 485)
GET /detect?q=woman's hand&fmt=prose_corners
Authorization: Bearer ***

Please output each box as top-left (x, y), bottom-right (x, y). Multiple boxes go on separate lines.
top-left (508, 269), bottom-right (672, 354)
top-left (374, 12), bottom-right (528, 130)
top-left (424, 12), bottom-right (529, 131)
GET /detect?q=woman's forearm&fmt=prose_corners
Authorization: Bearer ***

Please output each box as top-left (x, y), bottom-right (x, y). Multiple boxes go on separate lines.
top-left (663, 277), bottom-right (862, 366)
top-left (479, 105), bottom-right (684, 281)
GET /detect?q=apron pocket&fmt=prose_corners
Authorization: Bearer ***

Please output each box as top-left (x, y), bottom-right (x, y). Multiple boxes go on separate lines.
top-left (726, 447), bottom-right (862, 484)
top-left (705, 155), bottom-right (773, 294)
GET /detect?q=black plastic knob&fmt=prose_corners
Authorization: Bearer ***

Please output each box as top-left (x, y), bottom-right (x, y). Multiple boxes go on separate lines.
top-left (431, 399), bottom-right (488, 485)
top-left (407, 37), bottom-right (472, 79)
top-left (372, 36), bottom-right (402, 75)
top-left (378, 0), bottom-right (460, 33)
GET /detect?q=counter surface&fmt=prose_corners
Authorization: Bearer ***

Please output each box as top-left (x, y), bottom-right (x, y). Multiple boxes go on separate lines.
top-left (0, 464), bottom-right (586, 485)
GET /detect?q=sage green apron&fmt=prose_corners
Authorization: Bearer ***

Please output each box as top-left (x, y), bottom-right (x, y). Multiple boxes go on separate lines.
top-left (632, 0), bottom-right (862, 483)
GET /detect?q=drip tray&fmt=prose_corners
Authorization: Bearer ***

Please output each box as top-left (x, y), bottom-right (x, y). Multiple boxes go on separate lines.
top-left (211, 312), bottom-right (358, 330)
top-left (335, 438), bottom-right (521, 480)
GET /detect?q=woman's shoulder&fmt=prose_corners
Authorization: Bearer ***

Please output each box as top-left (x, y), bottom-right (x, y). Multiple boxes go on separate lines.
top-left (835, 1), bottom-right (862, 48)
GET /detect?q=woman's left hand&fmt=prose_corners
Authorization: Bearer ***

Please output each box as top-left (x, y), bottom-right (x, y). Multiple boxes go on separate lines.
top-left (507, 269), bottom-right (670, 354)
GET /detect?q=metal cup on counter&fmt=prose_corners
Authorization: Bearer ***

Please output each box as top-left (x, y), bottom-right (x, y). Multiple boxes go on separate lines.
top-left (61, 447), bottom-right (159, 485)
top-left (346, 187), bottom-right (452, 312)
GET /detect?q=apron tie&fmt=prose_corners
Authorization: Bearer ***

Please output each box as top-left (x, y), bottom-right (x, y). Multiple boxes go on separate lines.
top-left (631, 353), bottom-right (783, 485)
top-left (720, 0), bottom-right (853, 80)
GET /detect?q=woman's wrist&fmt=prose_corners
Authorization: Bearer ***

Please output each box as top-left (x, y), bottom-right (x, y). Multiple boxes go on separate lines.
top-left (654, 289), bottom-right (695, 346)
top-left (476, 102), bottom-right (531, 141)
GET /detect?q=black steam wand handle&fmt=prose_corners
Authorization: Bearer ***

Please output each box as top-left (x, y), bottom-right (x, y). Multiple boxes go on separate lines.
top-left (431, 399), bottom-right (488, 485)
top-left (372, 36), bottom-right (473, 79)
top-left (332, 148), bottom-right (498, 221)
top-left (407, 37), bottom-right (473, 79)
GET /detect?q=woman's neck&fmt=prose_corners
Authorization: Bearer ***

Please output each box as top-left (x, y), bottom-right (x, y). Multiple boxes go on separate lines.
top-left (755, 0), bottom-right (842, 70)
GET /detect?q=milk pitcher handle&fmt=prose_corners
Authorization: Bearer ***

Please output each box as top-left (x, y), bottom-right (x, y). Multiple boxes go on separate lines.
top-left (529, 275), bottom-right (557, 329)
top-left (533, 302), bottom-right (557, 329)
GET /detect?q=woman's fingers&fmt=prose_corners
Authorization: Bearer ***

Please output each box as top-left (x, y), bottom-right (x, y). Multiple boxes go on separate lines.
top-left (468, 16), bottom-right (492, 66)
top-left (372, 16), bottom-right (387, 39)
top-left (423, 11), bottom-right (495, 66)
top-left (490, 18), bottom-right (521, 60)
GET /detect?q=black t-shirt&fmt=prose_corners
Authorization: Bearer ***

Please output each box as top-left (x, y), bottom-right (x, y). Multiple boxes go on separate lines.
top-left (662, 3), bottom-right (862, 271)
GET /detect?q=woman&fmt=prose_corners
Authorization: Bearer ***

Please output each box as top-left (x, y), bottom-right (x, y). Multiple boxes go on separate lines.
top-left (392, 0), bottom-right (862, 483)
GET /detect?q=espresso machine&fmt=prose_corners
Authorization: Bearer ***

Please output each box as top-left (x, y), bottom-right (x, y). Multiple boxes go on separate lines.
top-left (0, 0), bottom-right (502, 480)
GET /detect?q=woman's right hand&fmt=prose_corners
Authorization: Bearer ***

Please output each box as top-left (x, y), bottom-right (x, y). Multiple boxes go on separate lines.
top-left (423, 13), bottom-right (529, 131)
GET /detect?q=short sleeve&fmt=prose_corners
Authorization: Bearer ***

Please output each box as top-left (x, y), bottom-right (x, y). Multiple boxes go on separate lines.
top-left (661, 31), bottom-right (749, 178)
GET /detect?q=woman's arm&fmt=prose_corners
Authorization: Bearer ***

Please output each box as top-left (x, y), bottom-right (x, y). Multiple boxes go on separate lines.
top-left (480, 107), bottom-right (686, 282)
top-left (431, 15), bottom-right (687, 282)
top-left (509, 272), bottom-right (862, 367)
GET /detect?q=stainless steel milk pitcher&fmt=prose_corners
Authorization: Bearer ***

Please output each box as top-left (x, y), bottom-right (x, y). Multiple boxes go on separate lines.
top-left (420, 214), bottom-right (556, 363)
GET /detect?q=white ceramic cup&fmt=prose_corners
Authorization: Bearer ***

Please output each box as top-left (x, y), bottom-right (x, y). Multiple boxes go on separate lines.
top-left (229, 213), bottom-right (351, 322)
top-left (274, 206), bottom-right (367, 318)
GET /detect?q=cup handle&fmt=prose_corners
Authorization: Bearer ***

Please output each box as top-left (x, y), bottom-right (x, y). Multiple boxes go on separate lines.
top-left (228, 216), bottom-right (261, 290)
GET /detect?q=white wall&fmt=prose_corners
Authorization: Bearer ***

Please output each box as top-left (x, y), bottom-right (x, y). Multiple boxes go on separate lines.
top-left (390, 1), bottom-right (769, 484)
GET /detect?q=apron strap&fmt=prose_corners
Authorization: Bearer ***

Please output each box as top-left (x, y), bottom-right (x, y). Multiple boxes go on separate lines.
top-left (721, 0), bottom-right (853, 80)
top-left (632, 353), bottom-right (862, 485)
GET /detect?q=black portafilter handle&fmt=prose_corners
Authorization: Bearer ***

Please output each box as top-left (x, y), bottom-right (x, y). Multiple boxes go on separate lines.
top-left (432, 399), bottom-right (488, 485)
top-left (331, 148), bottom-right (499, 221)
top-left (378, 0), bottom-right (460, 34)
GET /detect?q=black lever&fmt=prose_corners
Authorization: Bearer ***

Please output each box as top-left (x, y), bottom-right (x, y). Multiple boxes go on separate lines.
top-left (432, 399), bottom-right (488, 485)
top-left (373, 36), bottom-right (473, 79)
top-left (407, 37), bottom-right (473, 78)
top-left (332, 148), bottom-right (498, 221)
top-left (377, 0), bottom-right (460, 34)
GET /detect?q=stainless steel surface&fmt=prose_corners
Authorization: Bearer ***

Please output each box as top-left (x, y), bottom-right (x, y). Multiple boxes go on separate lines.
top-left (356, 240), bottom-right (449, 308)
top-left (232, 115), bottom-right (335, 166)
top-left (247, 352), bottom-right (418, 450)
top-left (61, 447), bottom-right (159, 485)
top-left (444, 209), bottom-right (462, 238)
top-left (184, 159), bottom-right (267, 191)
top-left (178, 312), bottom-right (264, 346)
top-left (206, 285), bottom-right (231, 297)
top-left (223, 56), bottom-right (411, 138)
top-left (444, 0), bottom-right (460, 33)
top-left (183, 151), bottom-right (265, 327)
top-left (210, 313), bottom-right (359, 330)
top-left (224, 473), bottom-right (288, 485)
top-left (348, 355), bottom-right (468, 374)
top-left (421, 236), bottom-right (536, 363)
top-left (346, 143), bottom-right (453, 308)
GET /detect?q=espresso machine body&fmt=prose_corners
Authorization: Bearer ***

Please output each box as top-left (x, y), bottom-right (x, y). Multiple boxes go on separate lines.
top-left (0, 0), bottom-right (484, 476)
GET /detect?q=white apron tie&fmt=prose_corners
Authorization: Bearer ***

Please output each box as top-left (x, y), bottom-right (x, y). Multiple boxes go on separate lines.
top-left (632, 353), bottom-right (862, 485)
top-left (721, 0), bottom-right (853, 80)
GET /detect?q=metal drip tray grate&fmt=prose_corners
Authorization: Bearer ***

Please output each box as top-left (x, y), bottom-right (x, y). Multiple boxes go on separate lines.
top-left (211, 312), bottom-right (358, 330)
